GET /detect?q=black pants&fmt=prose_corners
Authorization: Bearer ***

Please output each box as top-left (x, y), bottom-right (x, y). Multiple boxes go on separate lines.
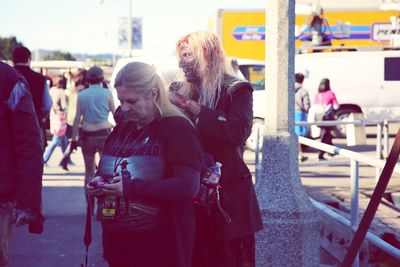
top-left (192, 234), bottom-right (255, 267)
top-left (319, 127), bottom-right (333, 158)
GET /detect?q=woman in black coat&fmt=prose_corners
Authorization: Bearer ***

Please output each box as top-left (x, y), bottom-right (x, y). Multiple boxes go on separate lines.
top-left (170, 31), bottom-right (262, 267)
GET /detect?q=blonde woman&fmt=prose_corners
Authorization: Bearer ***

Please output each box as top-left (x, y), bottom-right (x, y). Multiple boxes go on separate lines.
top-left (87, 62), bottom-right (203, 267)
top-left (170, 31), bottom-right (262, 267)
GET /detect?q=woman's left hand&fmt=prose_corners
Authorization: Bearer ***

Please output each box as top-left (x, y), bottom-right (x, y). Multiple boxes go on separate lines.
top-left (169, 91), bottom-right (191, 109)
top-left (100, 176), bottom-right (123, 196)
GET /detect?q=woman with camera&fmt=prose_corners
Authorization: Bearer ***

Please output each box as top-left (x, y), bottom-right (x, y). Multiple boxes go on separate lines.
top-left (86, 61), bottom-right (203, 267)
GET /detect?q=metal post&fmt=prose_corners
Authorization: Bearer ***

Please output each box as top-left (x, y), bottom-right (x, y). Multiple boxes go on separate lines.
top-left (255, 127), bottom-right (260, 185)
top-left (350, 159), bottom-right (359, 267)
top-left (256, 1), bottom-right (319, 265)
top-left (341, 129), bottom-right (400, 267)
top-left (127, 0), bottom-right (132, 57)
top-left (376, 122), bottom-right (383, 182)
top-left (383, 120), bottom-right (389, 160)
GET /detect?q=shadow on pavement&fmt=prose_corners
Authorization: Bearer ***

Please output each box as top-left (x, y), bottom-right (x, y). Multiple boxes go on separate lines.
top-left (8, 186), bottom-right (107, 267)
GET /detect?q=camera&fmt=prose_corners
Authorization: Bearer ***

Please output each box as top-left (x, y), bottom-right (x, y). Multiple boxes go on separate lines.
top-left (88, 176), bottom-right (112, 189)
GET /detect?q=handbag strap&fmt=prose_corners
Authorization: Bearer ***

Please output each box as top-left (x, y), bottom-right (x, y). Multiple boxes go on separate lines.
top-left (81, 199), bottom-right (92, 267)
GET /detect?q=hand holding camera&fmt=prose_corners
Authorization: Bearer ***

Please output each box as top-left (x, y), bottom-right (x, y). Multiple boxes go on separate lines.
top-left (99, 176), bottom-right (123, 196)
top-left (87, 176), bottom-right (123, 197)
top-left (88, 176), bottom-right (111, 189)
top-left (87, 176), bottom-right (110, 197)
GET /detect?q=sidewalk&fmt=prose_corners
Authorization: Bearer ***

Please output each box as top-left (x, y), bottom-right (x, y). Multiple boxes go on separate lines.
top-left (6, 145), bottom-right (354, 266)
top-left (8, 149), bottom-right (107, 267)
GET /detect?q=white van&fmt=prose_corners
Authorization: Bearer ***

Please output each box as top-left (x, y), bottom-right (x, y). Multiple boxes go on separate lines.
top-left (240, 50), bottom-right (400, 149)
top-left (296, 50), bottom-right (400, 128)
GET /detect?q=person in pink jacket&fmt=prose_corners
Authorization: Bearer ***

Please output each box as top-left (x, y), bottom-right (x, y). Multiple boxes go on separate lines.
top-left (314, 78), bottom-right (339, 160)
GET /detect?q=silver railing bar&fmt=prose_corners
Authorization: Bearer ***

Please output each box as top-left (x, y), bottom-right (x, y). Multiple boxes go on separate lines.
top-left (310, 198), bottom-right (400, 261)
top-left (298, 137), bottom-right (400, 174)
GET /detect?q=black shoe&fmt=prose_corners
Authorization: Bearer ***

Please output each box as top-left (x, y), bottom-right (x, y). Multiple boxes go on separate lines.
top-left (59, 157), bottom-right (69, 171)
top-left (60, 162), bottom-right (69, 171)
top-left (298, 155), bottom-right (308, 162)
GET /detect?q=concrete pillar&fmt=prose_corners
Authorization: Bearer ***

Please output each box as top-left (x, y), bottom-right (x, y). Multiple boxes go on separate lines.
top-left (255, 1), bottom-right (320, 266)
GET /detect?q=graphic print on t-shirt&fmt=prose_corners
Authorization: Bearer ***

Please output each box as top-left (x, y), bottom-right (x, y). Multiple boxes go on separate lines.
top-left (97, 122), bottom-right (166, 231)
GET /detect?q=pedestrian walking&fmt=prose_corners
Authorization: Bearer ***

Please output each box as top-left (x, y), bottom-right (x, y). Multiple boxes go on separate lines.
top-left (72, 66), bottom-right (115, 212)
top-left (65, 68), bottom-right (87, 139)
top-left (294, 73), bottom-right (311, 162)
top-left (59, 69), bottom-right (88, 170)
top-left (43, 75), bottom-right (68, 165)
top-left (313, 78), bottom-right (340, 160)
top-left (12, 46), bottom-right (52, 150)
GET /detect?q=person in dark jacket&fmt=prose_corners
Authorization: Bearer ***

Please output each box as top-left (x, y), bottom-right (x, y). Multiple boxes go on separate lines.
top-left (12, 46), bottom-right (52, 149)
top-left (0, 62), bottom-right (45, 266)
top-left (170, 31), bottom-right (263, 267)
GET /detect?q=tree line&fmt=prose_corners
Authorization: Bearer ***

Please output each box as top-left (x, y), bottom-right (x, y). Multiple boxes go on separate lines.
top-left (0, 36), bottom-right (76, 61)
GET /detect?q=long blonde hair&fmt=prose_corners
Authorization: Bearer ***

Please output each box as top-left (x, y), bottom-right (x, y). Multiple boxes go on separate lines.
top-left (176, 31), bottom-right (227, 109)
top-left (114, 61), bottom-right (187, 120)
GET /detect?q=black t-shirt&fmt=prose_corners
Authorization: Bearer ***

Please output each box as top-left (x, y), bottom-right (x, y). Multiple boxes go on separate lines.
top-left (98, 116), bottom-right (203, 267)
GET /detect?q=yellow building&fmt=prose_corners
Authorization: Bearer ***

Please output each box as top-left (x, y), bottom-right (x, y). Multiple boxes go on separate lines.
top-left (211, 9), bottom-right (400, 60)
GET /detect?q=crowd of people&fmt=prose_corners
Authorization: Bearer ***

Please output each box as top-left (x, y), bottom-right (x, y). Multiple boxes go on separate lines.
top-left (0, 32), bottom-right (340, 266)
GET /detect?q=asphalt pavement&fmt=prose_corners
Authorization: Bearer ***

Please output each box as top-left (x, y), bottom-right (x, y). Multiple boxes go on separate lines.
top-left (6, 124), bottom-right (400, 266)
top-left (8, 149), bottom-right (107, 267)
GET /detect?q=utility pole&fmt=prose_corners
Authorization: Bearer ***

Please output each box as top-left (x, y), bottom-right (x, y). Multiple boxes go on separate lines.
top-left (98, 0), bottom-right (132, 57)
top-left (255, 1), bottom-right (320, 266)
top-left (127, 0), bottom-right (132, 57)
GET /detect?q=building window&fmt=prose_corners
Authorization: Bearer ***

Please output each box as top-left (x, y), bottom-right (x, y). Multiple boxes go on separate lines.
top-left (384, 57), bottom-right (400, 81)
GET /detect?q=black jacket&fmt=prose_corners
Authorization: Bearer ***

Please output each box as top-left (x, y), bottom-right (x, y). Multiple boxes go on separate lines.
top-left (0, 62), bottom-right (44, 212)
top-left (196, 75), bottom-right (263, 241)
top-left (14, 65), bottom-right (46, 122)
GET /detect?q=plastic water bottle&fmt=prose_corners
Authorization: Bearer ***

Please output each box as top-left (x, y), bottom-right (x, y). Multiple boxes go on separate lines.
top-left (197, 162), bottom-right (222, 205)
top-left (204, 162), bottom-right (222, 186)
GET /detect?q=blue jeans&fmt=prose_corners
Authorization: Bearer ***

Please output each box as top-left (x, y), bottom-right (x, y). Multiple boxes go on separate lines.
top-left (295, 111), bottom-right (308, 137)
top-left (0, 203), bottom-right (13, 267)
top-left (43, 134), bottom-right (68, 163)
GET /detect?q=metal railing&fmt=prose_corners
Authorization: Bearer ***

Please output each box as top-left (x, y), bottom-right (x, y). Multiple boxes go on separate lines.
top-left (299, 137), bottom-right (400, 265)
top-left (253, 119), bottom-right (400, 265)
top-left (296, 118), bottom-right (395, 181)
top-left (254, 118), bottom-right (397, 181)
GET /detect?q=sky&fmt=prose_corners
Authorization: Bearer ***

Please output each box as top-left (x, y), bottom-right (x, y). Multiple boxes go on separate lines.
top-left (0, 0), bottom-right (265, 55)
top-left (0, 0), bottom-right (389, 56)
